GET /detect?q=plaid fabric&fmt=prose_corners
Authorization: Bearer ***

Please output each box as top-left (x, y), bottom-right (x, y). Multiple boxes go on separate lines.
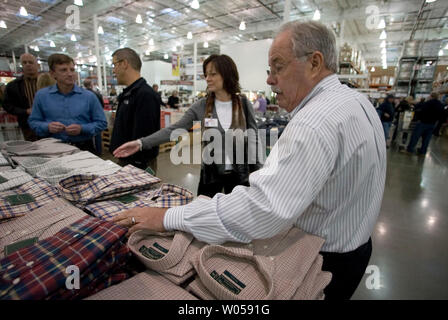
top-left (7, 138), bottom-right (80, 157)
top-left (0, 168), bottom-right (34, 192)
top-left (0, 178), bottom-right (61, 221)
top-left (128, 230), bottom-right (205, 285)
top-left (187, 227), bottom-right (331, 300)
top-left (85, 183), bottom-right (194, 221)
top-left (0, 153), bottom-right (9, 166)
top-left (0, 198), bottom-right (87, 258)
top-left (85, 270), bottom-right (198, 300)
top-left (57, 165), bottom-right (161, 205)
top-left (12, 157), bottom-right (52, 175)
top-left (0, 215), bottom-right (132, 300)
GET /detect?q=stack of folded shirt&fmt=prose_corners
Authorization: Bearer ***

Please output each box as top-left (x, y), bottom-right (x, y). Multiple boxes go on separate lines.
top-left (0, 168), bottom-right (34, 192)
top-left (0, 153), bottom-right (10, 167)
top-left (85, 183), bottom-right (194, 221)
top-left (0, 178), bottom-right (61, 222)
top-left (128, 230), bottom-right (206, 285)
top-left (3, 138), bottom-right (79, 157)
top-left (57, 165), bottom-right (161, 207)
top-left (186, 227), bottom-right (332, 300)
top-left (0, 215), bottom-right (132, 300)
top-left (0, 198), bottom-right (88, 258)
top-left (85, 270), bottom-right (198, 300)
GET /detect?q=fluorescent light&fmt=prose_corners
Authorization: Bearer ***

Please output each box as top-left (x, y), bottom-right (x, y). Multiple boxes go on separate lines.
top-left (203, 41), bottom-right (209, 48)
top-left (71, 34), bottom-right (77, 41)
top-left (239, 21), bottom-right (246, 31)
top-left (379, 30), bottom-right (387, 39)
top-left (164, 53), bottom-right (169, 59)
top-left (89, 66), bottom-right (93, 71)
top-left (172, 46), bottom-right (177, 51)
top-left (37, 60), bottom-right (42, 65)
top-left (312, 9), bottom-right (321, 21)
top-left (136, 14), bottom-right (143, 24)
top-left (78, 52), bottom-right (82, 58)
top-left (370, 67), bottom-right (375, 72)
top-left (61, 47), bottom-right (67, 52)
top-left (377, 19), bottom-right (386, 29)
top-left (187, 31), bottom-right (193, 39)
top-left (19, 6), bottom-right (28, 17)
top-left (381, 48), bottom-right (387, 54)
top-left (50, 40), bottom-right (56, 47)
top-left (145, 50), bottom-right (150, 55)
top-left (382, 65), bottom-right (387, 69)
top-left (149, 38), bottom-right (154, 46)
top-left (444, 43), bottom-right (448, 50)
top-left (204, 19), bottom-right (208, 23)
top-left (0, 20), bottom-right (7, 29)
top-left (34, 46), bottom-right (40, 52)
top-left (439, 49), bottom-right (444, 56)
top-left (191, 0), bottom-right (200, 10)
top-left (74, 0), bottom-right (83, 6)
top-left (98, 26), bottom-right (104, 34)
top-left (425, 0), bottom-right (437, 3)
top-left (380, 40), bottom-right (386, 48)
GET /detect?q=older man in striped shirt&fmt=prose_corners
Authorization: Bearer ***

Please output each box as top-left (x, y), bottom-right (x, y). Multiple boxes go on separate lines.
top-left (113, 21), bottom-right (387, 300)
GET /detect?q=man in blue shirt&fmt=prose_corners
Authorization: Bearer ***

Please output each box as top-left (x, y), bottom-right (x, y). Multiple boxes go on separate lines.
top-left (28, 54), bottom-right (107, 153)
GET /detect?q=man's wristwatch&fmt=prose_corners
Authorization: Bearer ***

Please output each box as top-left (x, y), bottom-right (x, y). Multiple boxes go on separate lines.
top-left (137, 139), bottom-right (143, 152)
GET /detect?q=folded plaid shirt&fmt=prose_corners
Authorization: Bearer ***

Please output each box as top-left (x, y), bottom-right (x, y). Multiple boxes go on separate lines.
top-left (0, 178), bottom-right (61, 221)
top-left (0, 198), bottom-right (87, 258)
top-left (57, 165), bottom-right (161, 206)
top-left (0, 215), bottom-right (132, 300)
top-left (6, 138), bottom-right (80, 157)
top-left (0, 153), bottom-right (9, 166)
top-left (84, 183), bottom-right (194, 221)
top-left (0, 168), bottom-right (34, 192)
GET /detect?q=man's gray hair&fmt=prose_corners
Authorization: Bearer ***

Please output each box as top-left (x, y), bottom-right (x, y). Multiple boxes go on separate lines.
top-left (278, 20), bottom-right (338, 73)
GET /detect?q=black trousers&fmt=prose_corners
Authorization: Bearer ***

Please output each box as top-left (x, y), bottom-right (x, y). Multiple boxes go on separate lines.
top-left (197, 171), bottom-right (249, 198)
top-left (119, 157), bottom-right (157, 174)
top-left (320, 238), bottom-right (372, 300)
top-left (70, 139), bottom-right (96, 154)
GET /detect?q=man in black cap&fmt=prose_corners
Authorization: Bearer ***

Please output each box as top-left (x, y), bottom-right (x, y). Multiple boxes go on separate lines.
top-left (377, 94), bottom-right (395, 146)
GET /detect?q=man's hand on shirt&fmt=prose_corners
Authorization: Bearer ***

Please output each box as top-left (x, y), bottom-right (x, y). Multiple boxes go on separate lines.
top-left (112, 207), bottom-right (168, 236)
top-left (384, 113), bottom-right (390, 118)
top-left (48, 122), bottom-right (66, 133)
top-left (65, 124), bottom-right (82, 136)
top-left (113, 140), bottom-right (140, 158)
top-left (26, 108), bottom-right (32, 115)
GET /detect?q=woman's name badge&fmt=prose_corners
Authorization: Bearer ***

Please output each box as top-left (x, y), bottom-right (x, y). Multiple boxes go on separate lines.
top-left (204, 118), bottom-right (218, 128)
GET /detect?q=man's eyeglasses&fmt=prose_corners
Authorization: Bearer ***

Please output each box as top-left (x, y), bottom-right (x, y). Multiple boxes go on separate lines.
top-left (266, 52), bottom-right (314, 77)
top-left (112, 59), bottom-right (124, 68)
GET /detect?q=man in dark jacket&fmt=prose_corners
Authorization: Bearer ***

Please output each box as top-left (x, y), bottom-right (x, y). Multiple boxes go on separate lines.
top-left (152, 84), bottom-right (166, 107)
top-left (377, 94), bottom-right (395, 143)
top-left (405, 92), bottom-right (445, 155)
top-left (3, 53), bottom-right (39, 141)
top-left (109, 48), bottom-right (160, 171)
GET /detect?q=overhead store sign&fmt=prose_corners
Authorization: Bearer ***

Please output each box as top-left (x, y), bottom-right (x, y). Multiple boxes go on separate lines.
top-left (161, 80), bottom-right (194, 86)
top-left (172, 53), bottom-right (180, 77)
top-left (0, 71), bottom-right (22, 77)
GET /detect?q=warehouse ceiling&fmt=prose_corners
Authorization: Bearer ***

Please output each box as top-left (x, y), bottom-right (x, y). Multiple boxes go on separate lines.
top-left (0, 0), bottom-right (447, 68)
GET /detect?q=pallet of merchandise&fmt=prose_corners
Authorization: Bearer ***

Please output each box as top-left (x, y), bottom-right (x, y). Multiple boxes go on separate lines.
top-left (159, 141), bottom-right (176, 153)
top-left (102, 128), bottom-right (111, 149)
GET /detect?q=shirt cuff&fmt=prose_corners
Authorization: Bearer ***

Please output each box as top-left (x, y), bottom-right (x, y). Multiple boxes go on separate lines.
top-left (136, 139), bottom-right (143, 151)
top-left (163, 206), bottom-right (187, 232)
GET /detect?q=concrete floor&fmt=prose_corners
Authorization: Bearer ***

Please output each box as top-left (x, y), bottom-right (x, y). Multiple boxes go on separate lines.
top-left (104, 135), bottom-right (448, 299)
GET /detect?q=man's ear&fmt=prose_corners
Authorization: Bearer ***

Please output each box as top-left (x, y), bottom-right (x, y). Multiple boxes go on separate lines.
top-left (49, 70), bottom-right (56, 80)
top-left (310, 51), bottom-right (325, 74)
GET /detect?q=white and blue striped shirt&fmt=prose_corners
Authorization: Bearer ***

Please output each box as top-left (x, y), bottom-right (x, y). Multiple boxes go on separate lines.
top-left (164, 74), bottom-right (386, 253)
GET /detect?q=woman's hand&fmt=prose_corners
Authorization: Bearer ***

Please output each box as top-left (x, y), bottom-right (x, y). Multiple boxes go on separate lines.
top-left (113, 140), bottom-right (140, 158)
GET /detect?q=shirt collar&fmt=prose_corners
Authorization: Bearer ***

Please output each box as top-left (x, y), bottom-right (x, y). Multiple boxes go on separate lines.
top-left (49, 83), bottom-right (83, 94)
top-left (289, 73), bottom-right (340, 119)
top-left (123, 77), bottom-right (145, 95)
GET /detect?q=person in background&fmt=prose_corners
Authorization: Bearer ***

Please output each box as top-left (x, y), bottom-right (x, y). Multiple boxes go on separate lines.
top-left (433, 96), bottom-right (448, 137)
top-left (152, 84), bottom-right (166, 107)
top-left (36, 73), bottom-right (56, 91)
top-left (109, 48), bottom-right (161, 171)
top-left (391, 96), bottom-right (414, 143)
top-left (167, 90), bottom-right (180, 109)
top-left (113, 54), bottom-right (261, 197)
top-left (404, 92), bottom-right (445, 155)
top-left (28, 53), bottom-right (107, 153)
top-left (0, 83), bottom-right (5, 109)
top-left (3, 53), bottom-right (40, 141)
top-left (109, 86), bottom-right (117, 96)
top-left (265, 95), bottom-right (270, 105)
top-left (377, 94), bottom-right (395, 145)
top-left (83, 79), bottom-right (105, 108)
top-left (253, 93), bottom-right (267, 114)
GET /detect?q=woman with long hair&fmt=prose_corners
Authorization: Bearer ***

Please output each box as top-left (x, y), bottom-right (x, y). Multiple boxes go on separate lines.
top-left (113, 54), bottom-right (261, 197)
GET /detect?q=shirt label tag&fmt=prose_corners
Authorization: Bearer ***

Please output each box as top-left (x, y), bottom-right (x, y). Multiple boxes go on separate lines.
top-left (145, 166), bottom-right (155, 176)
top-left (5, 193), bottom-right (35, 206)
top-left (113, 194), bottom-right (139, 204)
top-left (204, 118), bottom-right (218, 128)
top-left (224, 270), bottom-right (246, 289)
top-left (139, 245), bottom-right (165, 260)
top-left (0, 175), bottom-right (8, 184)
top-left (153, 242), bottom-right (169, 254)
top-left (210, 270), bottom-right (241, 295)
top-left (4, 237), bottom-right (39, 256)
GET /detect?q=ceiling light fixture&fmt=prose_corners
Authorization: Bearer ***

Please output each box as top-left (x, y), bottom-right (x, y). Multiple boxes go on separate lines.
top-left (136, 14), bottom-right (143, 24)
top-left (0, 20), bottom-right (7, 29)
top-left (444, 43), bottom-right (448, 50)
top-left (164, 53), bottom-right (169, 59)
top-left (34, 46), bottom-right (40, 52)
top-left (50, 40), bottom-right (56, 47)
top-left (71, 34), bottom-right (77, 41)
top-left (145, 50), bottom-right (150, 55)
top-left (439, 49), bottom-right (444, 56)
top-left (239, 21), bottom-right (246, 31)
top-left (61, 47), bottom-right (67, 52)
top-left (191, 0), bottom-right (200, 10)
top-left (380, 40), bottom-right (386, 48)
top-left (377, 19), bottom-right (386, 29)
top-left (425, 0), bottom-right (437, 3)
top-left (74, 0), bottom-right (83, 6)
top-left (149, 38), bottom-right (154, 46)
top-left (172, 46), bottom-right (177, 51)
top-left (98, 26), bottom-right (104, 34)
top-left (312, 9), bottom-right (321, 21)
top-left (379, 30), bottom-right (387, 39)
top-left (381, 48), bottom-right (387, 54)
top-left (370, 67), bottom-right (375, 72)
top-left (19, 6), bottom-right (28, 17)
top-left (78, 52), bottom-right (82, 58)
top-left (203, 41), bottom-right (209, 48)
top-left (187, 31), bottom-right (193, 39)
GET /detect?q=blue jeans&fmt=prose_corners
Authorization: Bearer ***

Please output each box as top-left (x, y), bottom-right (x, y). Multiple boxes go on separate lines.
top-left (382, 122), bottom-right (392, 141)
top-left (407, 123), bottom-right (435, 155)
